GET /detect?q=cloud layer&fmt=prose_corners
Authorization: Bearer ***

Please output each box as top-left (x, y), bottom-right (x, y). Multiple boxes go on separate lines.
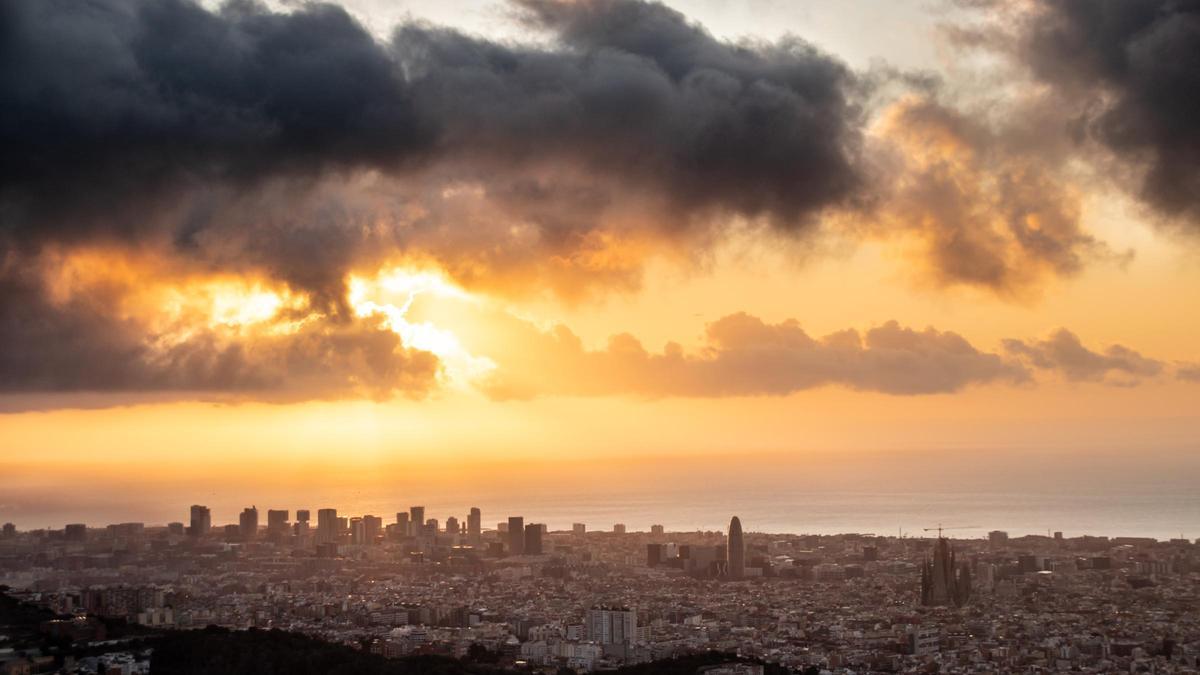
top-left (0, 0), bottom-right (1195, 408)
top-left (480, 312), bottom-right (1187, 400)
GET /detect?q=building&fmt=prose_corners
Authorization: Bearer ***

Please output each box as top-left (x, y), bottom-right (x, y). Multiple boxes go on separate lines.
top-left (508, 517), bottom-right (525, 555)
top-left (651, 524), bottom-right (664, 536)
top-left (364, 517), bottom-right (380, 544)
top-left (395, 512), bottom-right (410, 537)
top-left (920, 537), bottom-right (971, 607)
top-left (316, 508), bottom-right (338, 544)
top-left (467, 507), bottom-right (481, 542)
top-left (239, 506), bottom-right (258, 540)
top-left (727, 516), bottom-right (745, 579)
top-left (524, 523), bottom-right (544, 555)
top-left (572, 523), bottom-right (586, 535)
top-left (409, 506), bottom-right (425, 536)
top-left (586, 606), bottom-right (637, 645)
top-left (266, 510), bottom-right (289, 535)
top-left (445, 516), bottom-right (459, 535)
top-left (647, 543), bottom-right (664, 567)
top-left (988, 530), bottom-right (1009, 546)
top-left (188, 505), bottom-right (211, 537)
top-left (613, 524), bottom-right (626, 534)
top-left (64, 524), bottom-right (87, 542)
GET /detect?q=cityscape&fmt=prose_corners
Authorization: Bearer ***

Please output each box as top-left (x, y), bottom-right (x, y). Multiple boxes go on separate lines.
top-left (2, 506), bottom-right (1199, 674)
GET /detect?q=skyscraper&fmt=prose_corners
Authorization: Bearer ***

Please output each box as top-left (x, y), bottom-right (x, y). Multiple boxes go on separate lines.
top-left (396, 512), bottom-right (410, 537)
top-left (188, 505), bottom-right (211, 537)
top-left (294, 510), bottom-right (310, 541)
top-left (651, 524), bottom-right (665, 536)
top-left (267, 509), bottom-right (289, 535)
top-left (524, 523), bottom-right (543, 555)
top-left (316, 508), bottom-right (337, 544)
top-left (410, 506), bottom-right (425, 536)
top-left (363, 515), bottom-right (382, 544)
top-left (727, 516), bottom-right (745, 579)
top-left (572, 523), bottom-right (586, 535)
top-left (239, 506), bottom-right (259, 540)
top-left (921, 537), bottom-right (971, 607)
top-left (467, 507), bottom-right (481, 543)
top-left (508, 516), bottom-right (525, 555)
top-left (445, 516), bottom-right (459, 535)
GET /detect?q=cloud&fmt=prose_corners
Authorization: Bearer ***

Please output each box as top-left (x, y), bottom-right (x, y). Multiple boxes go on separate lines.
top-left (1003, 329), bottom-right (1163, 385)
top-left (0, 259), bottom-right (439, 405)
top-left (860, 97), bottom-right (1120, 295)
top-left (1176, 364), bottom-right (1200, 383)
top-left (479, 312), bottom-right (1031, 399)
top-left (0, 0), bottom-right (865, 306)
top-left (946, 0), bottom-right (1200, 228)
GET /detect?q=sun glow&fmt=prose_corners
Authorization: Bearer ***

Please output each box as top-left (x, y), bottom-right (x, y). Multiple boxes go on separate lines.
top-left (348, 268), bottom-right (496, 387)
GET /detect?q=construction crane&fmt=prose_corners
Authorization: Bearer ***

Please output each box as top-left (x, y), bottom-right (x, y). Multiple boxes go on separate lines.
top-left (922, 524), bottom-right (980, 538)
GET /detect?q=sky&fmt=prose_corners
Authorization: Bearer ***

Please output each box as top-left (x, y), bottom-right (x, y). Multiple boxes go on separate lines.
top-left (1, 0), bottom-right (1199, 529)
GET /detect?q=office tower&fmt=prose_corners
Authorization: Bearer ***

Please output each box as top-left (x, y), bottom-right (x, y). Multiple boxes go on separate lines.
top-left (651, 524), bottom-right (664, 536)
top-left (988, 530), bottom-right (1009, 546)
top-left (293, 510), bottom-right (310, 541)
top-left (920, 537), bottom-right (971, 607)
top-left (613, 523), bottom-right (626, 534)
top-left (425, 518), bottom-right (438, 536)
top-left (316, 508), bottom-right (337, 544)
top-left (727, 516), bottom-right (745, 579)
top-left (409, 506), bottom-right (425, 535)
top-left (467, 507), bottom-right (481, 542)
top-left (445, 516), bottom-right (459, 535)
top-left (1, 523), bottom-right (14, 539)
top-left (267, 509), bottom-right (289, 535)
top-left (188, 505), bottom-right (211, 537)
top-left (64, 524), bottom-right (87, 542)
top-left (239, 506), bottom-right (259, 540)
top-left (167, 522), bottom-right (185, 536)
top-left (586, 606), bottom-right (637, 645)
top-left (223, 524), bottom-right (240, 542)
top-left (364, 515), bottom-right (382, 544)
top-left (396, 512), bottom-right (411, 537)
top-left (508, 516), bottom-right (525, 555)
top-left (336, 517), bottom-right (348, 538)
top-left (497, 522), bottom-right (509, 533)
top-left (524, 523), bottom-right (544, 555)
top-left (350, 517), bottom-right (366, 545)
top-left (572, 523), bottom-right (586, 535)
top-left (647, 543), bottom-right (664, 567)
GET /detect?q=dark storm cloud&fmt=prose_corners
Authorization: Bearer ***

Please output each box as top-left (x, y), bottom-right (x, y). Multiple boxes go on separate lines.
top-left (1003, 329), bottom-right (1163, 385)
top-left (480, 312), bottom-right (1032, 399)
top-left (953, 0), bottom-right (1200, 226)
top-left (1, 0), bottom-right (863, 262)
top-left (1024, 0), bottom-right (1200, 222)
